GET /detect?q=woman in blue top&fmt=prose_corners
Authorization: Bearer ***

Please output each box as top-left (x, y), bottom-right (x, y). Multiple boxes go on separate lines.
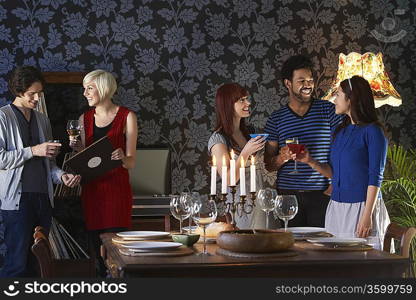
top-left (296, 76), bottom-right (390, 249)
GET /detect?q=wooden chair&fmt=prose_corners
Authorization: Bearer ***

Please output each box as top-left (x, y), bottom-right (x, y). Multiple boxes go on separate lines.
top-left (131, 196), bottom-right (172, 232)
top-left (31, 226), bottom-right (55, 277)
top-left (383, 223), bottom-right (416, 277)
top-left (31, 226), bottom-right (95, 278)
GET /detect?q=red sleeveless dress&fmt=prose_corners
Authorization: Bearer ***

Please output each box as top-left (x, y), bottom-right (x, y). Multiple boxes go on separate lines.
top-left (81, 107), bottom-right (132, 230)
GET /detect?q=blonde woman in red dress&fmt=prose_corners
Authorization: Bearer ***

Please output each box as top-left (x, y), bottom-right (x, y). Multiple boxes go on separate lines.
top-left (70, 69), bottom-right (137, 276)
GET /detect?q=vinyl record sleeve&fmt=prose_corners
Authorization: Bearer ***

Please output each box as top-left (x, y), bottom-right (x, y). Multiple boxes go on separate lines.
top-left (64, 136), bottom-right (121, 184)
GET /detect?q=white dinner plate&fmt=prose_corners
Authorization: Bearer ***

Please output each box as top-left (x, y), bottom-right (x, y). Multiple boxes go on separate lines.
top-left (287, 227), bottom-right (327, 234)
top-left (120, 241), bottom-right (182, 250)
top-left (112, 238), bottom-right (143, 245)
top-left (307, 237), bottom-right (367, 246)
top-left (124, 248), bottom-right (168, 253)
top-left (116, 231), bottom-right (170, 240)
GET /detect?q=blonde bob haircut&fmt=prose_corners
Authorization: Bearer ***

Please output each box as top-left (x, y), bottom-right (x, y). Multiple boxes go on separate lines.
top-left (83, 69), bottom-right (117, 101)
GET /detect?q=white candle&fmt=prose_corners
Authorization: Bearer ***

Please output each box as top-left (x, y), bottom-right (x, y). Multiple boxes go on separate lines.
top-left (240, 157), bottom-right (246, 196)
top-left (210, 156), bottom-right (217, 195)
top-left (221, 155), bottom-right (227, 194)
top-left (250, 155), bottom-right (256, 192)
top-left (230, 150), bottom-right (236, 186)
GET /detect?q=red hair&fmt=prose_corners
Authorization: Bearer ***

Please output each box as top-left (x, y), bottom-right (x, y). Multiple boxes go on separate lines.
top-left (214, 83), bottom-right (250, 143)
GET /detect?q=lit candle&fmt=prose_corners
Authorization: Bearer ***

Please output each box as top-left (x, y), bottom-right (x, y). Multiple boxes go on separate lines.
top-left (230, 150), bottom-right (236, 186)
top-left (210, 156), bottom-right (217, 195)
top-left (221, 155), bottom-right (227, 194)
top-left (240, 157), bottom-right (246, 196)
top-left (250, 155), bottom-right (256, 192)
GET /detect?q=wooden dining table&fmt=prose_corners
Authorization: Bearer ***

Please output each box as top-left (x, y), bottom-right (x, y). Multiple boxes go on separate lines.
top-left (100, 233), bottom-right (409, 278)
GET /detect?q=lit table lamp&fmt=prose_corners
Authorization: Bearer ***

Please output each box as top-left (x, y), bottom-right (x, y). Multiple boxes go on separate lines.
top-left (323, 52), bottom-right (401, 108)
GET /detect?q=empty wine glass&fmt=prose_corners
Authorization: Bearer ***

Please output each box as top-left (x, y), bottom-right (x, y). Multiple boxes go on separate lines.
top-left (187, 192), bottom-right (201, 234)
top-left (170, 195), bottom-right (192, 234)
top-left (192, 197), bottom-right (217, 255)
top-left (274, 195), bottom-right (298, 231)
top-left (257, 188), bottom-right (277, 229)
top-left (180, 192), bottom-right (196, 234)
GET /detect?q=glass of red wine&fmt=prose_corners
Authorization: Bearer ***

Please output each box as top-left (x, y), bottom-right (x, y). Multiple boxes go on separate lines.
top-left (286, 137), bottom-right (305, 174)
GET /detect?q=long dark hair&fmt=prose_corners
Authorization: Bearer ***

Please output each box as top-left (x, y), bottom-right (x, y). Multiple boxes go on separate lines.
top-left (334, 75), bottom-right (385, 137)
top-left (214, 83), bottom-right (250, 148)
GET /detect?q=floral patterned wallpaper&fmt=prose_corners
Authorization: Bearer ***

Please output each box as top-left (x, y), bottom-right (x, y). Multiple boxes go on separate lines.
top-left (0, 0), bottom-right (415, 259)
top-left (1, 0), bottom-right (415, 193)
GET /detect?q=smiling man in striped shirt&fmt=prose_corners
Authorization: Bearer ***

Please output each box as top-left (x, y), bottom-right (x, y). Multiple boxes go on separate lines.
top-left (264, 55), bottom-right (343, 228)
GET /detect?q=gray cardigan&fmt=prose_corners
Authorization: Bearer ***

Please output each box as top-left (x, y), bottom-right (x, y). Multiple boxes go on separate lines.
top-left (0, 105), bottom-right (64, 210)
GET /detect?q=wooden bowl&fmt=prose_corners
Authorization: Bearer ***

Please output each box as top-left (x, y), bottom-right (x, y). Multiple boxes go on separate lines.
top-left (217, 229), bottom-right (294, 253)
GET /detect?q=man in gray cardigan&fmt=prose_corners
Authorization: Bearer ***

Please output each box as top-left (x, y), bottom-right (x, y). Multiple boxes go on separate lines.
top-left (0, 66), bottom-right (80, 277)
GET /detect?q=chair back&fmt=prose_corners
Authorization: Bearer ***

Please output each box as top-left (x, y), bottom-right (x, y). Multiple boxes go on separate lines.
top-left (383, 223), bottom-right (416, 257)
top-left (383, 223), bottom-right (416, 278)
top-left (31, 226), bottom-right (55, 278)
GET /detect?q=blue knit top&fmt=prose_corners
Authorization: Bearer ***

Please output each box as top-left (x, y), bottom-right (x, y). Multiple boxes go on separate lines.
top-left (330, 123), bottom-right (388, 203)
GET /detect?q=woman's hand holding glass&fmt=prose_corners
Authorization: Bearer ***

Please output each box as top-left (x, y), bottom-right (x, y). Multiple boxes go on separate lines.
top-left (67, 120), bottom-right (83, 152)
top-left (241, 135), bottom-right (266, 156)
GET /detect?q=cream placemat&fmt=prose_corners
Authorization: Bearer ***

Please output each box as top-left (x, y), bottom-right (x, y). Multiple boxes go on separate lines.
top-left (293, 232), bottom-right (333, 241)
top-left (216, 247), bottom-right (298, 258)
top-left (296, 241), bottom-right (373, 251)
top-left (118, 246), bottom-right (194, 257)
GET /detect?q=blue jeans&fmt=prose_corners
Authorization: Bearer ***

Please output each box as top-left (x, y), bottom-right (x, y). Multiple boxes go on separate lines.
top-left (0, 193), bottom-right (52, 277)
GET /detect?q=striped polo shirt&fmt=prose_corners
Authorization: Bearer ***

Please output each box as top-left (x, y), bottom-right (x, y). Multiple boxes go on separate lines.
top-left (264, 99), bottom-right (343, 190)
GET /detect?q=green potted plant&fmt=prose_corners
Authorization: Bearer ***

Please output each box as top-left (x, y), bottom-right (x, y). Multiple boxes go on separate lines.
top-left (382, 144), bottom-right (416, 277)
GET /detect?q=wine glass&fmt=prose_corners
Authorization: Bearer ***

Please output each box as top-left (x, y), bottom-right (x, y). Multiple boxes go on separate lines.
top-left (274, 195), bottom-right (298, 231)
top-left (257, 188), bottom-right (277, 229)
top-left (192, 197), bottom-right (217, 255)
top-left (67, 120), bottom-right (82, 140)
top-left (286, 137), bottom-right (302, 174)
top-left (187, 192), bottom-right (201, 234)
top-left (180, 192), bottom-right (196, 234)
top-left (170, 195), bottom-right (192, 234)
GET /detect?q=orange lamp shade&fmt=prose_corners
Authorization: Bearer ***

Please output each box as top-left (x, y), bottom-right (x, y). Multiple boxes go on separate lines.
top-left (323, 52), bottom-right (401, 108)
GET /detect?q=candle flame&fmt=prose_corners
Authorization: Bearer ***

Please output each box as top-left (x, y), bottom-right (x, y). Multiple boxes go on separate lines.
top-left (230, 149), bottom-right (234, 159)
top-left (212, 155), bottom-right (216, 166)
top-left (241, 156), bottom-right (245, 168)
top-left (251, 155), bottom-right (255, 165)
top-left (222, 155), bottom-right (226, 166)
